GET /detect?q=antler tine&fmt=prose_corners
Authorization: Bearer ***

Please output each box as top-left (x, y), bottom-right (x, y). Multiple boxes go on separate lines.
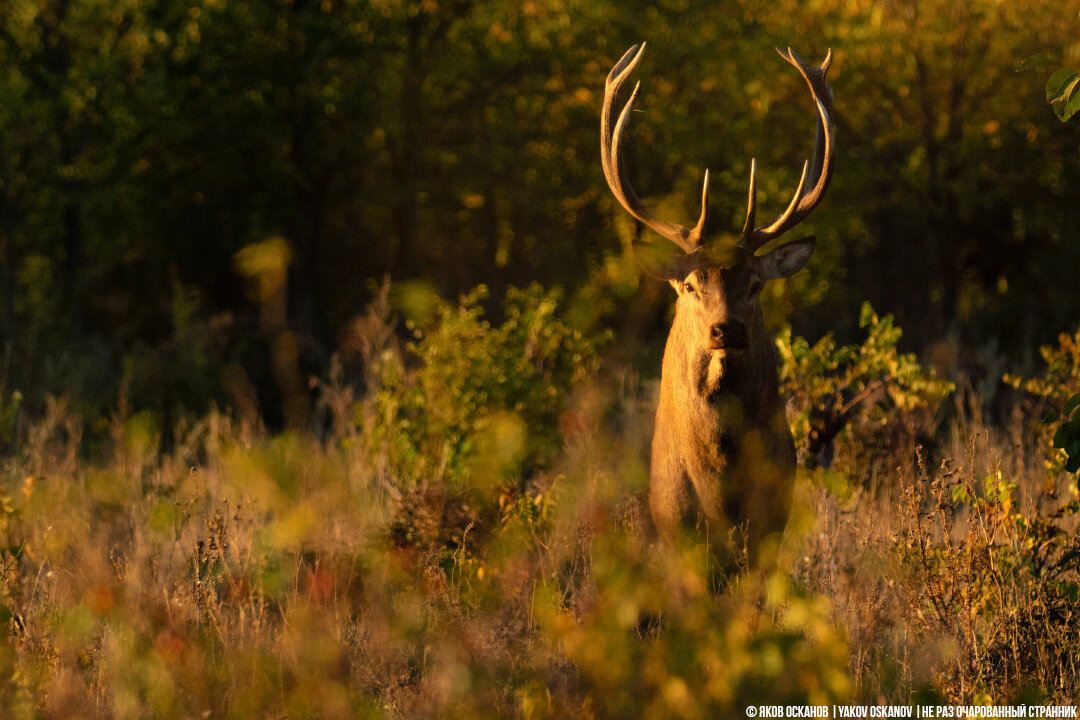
top-left (765, 159), bottom-right (810, 235)
top-left (820, 47), bottom-right (833, 73)
top-left (741, 47), bottom-right (836, 253)
top-left (690, 169), bottom-right (709, 240)
top-left (602, 43), bottom-right (708, 254)
top-left (740, 159), bottom-right (757, 238)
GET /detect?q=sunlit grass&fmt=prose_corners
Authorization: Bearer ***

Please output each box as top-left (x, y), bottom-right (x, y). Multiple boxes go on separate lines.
top-left (0, 286), bottom-right (1077, 718)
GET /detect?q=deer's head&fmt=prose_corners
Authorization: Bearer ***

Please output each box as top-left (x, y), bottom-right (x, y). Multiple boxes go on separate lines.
top-left (669, 241), bottom-right (815, 355)
top-left (601, 44), bottom-right (835, 357)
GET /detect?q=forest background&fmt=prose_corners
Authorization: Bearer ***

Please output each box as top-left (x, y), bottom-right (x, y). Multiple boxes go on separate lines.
top-left (2, 0), bottom-right (1077, 428)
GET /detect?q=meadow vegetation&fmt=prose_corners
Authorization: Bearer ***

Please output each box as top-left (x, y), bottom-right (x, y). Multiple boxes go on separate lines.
top-left (0, 283), bottom-right (1077, 719)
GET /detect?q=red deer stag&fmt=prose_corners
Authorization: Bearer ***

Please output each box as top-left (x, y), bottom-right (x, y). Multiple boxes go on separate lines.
top-left (601, 43), bottom-right (836, 568)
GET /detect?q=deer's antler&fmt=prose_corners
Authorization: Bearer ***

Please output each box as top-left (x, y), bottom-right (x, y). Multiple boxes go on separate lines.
top-left (601, 44), bottom-right (835, 269)
top-left (739, 48), bottom-right (836, 253)
top-left (601, 43), bottom-right (709, 257)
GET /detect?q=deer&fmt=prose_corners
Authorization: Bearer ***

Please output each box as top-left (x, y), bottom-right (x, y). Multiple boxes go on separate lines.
top-left (600, 43), bottom-right (836, 570)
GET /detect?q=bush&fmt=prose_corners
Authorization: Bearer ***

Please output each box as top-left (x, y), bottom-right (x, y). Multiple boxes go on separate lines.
top-left (359, 284), bottom-right (606, 491)
top-left (776, 301), bottom-right (953, 476)
top-left (540, 540), bottom-right (850, 718)
top-left (1005, 326), bottom-right (1080, 473)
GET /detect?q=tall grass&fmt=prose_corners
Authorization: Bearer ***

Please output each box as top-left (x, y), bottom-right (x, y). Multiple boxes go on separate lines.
top-left (0, 286), bottom-right (1077, 718)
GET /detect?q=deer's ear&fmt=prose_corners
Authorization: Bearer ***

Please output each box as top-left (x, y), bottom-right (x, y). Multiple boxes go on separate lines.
top-left (759, 236), bottom-right (816, 279)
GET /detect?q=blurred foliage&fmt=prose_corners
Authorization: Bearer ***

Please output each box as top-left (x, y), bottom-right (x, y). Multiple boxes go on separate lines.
top-left (777, 301), bottom-right (953, 470)
top-left (1004, 326), bottom-right (1080, 401)
top-left (0, 391), bottom-right (21, 452)
top-left (1, 278), bottom-right (1079, 715)
top-left (542, 550), bottom-right (850, 717)
top-left (1005, 326), bottom-right (1080, 474)
top-left (1031, 71), bottom-right (1080, 473)
top-left (359, 283), bottom-right (606, 488)
top-left (0, 285), bottom-right (861, 719)
top-left (345, 282), bottom-right (607, 580)
top-left (898, 464), bottom-right (1080, 701)
top-left (0, 0), bottom-right (1078, 423)
top-left (1049, 394), bottom-right (1080, 474)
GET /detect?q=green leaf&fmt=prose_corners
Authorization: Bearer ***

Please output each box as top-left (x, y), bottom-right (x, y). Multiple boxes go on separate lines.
top-left (1063, 392), bottom-right (1080, 420)
top-left (1041, 408), bottom-right (1059, 424)
top-left (1067, 452), bottom-right (1080, 474)
top-left (1048, 68), bottom-right (1080, 121)
top-left (1053, 423), bottom-right (1070, 449)
top-left (1047, 69), bottom-right (1080, 103)
top-left (1054, 92), bottom-right (1080, 121)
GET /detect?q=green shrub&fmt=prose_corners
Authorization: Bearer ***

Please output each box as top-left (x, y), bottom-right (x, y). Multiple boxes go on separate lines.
top-left (776, 302), bottom-right (953, 472)
top-left (359, 284), bottom-right (607, 490)
top-left (539, 539), bottom-right (851, 718)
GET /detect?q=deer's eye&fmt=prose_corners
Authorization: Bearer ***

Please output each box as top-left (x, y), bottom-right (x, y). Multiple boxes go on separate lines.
top-left (684, 282), bottom-right (696, 295)
top-left (748, 279), bottom-right (763, 295)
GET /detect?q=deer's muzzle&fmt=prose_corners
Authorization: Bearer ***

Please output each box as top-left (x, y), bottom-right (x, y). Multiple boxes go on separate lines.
top-left (709, 321), bottom-right (747, 351)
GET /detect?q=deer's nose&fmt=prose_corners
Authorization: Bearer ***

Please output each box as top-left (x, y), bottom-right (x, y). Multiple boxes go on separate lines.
top-left (709, 321), bottom-right (747, 350)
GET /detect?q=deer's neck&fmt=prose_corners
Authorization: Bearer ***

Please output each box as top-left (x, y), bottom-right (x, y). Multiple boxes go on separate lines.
top-left (662, 311), bottom-right (782, 427)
